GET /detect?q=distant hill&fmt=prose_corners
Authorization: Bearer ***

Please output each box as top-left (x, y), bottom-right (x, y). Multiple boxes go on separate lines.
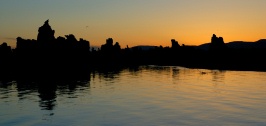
top-left (197, 39), bottom-right (266, 51)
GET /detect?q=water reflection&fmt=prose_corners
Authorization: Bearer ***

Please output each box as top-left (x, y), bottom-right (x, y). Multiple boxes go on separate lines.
top-left (95, 69), bottom-right (122, 81)
top-left (0, 66), bottom-right (233, 111)
top-left (211, 70), bottom-right (226, 83)
top-left (0, 72), bottom-right (91, 112)
top-left (1, 66), bottom-right (266, 126)
top-left (38, 84), bottom-right (57, 110)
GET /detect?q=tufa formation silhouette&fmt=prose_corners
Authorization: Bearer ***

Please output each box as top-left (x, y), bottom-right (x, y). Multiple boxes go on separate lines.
top-left (37, 20), bottom-right (55, 43)
top-left (1, 19), bottom-right (266, 81)
top-left (209, 34), bottom-right (227, 52)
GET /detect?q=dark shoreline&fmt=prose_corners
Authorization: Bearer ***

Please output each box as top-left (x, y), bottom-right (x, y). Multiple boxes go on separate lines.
top-left (1, 20), bottom-right (266, 81)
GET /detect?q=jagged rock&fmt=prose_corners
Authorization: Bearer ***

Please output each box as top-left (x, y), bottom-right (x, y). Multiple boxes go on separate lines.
top-left (101, 38), bottom-right (114, 52)
top-left (114, 42), bottom-right (121, 51)
top-left (209, 34), bottom-right (227, 51)
top-left (37, 19), bottom-right (55, 42)
top-left (171, 39), bottom-right (180, 49)
top-left (0, 42), bottom-right (12, 55)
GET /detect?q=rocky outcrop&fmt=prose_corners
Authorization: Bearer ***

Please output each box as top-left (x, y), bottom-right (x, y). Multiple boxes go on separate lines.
top-left (37, 20), bottom-right (55, 43)
top-left (171, 39), bottom-right (180, 49)
top-left (209, 34), bottom-right (227, 51)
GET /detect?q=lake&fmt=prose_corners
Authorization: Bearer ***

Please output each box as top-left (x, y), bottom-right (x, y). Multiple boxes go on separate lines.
top-left (1, 65), bottom-right (266, 126)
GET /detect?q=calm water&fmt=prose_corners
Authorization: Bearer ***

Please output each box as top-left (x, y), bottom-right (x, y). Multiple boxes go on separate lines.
top-left (1, 66), bottom-right (266, 126)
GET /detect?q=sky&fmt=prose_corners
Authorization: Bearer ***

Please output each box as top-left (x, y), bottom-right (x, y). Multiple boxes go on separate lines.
top-left (1, 0), bottom-right (266, 48)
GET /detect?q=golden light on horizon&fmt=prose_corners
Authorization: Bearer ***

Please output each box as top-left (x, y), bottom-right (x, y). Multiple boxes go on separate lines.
top-left (1, 0), bottom-right (266, 48)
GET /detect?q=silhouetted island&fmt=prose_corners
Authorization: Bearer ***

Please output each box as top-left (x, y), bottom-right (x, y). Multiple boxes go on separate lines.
top-left (1, 20), bottom-right (266, 80)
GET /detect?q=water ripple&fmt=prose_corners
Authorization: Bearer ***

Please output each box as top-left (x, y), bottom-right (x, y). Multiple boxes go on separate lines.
top-left (1, 66), bottom-right (266, 125)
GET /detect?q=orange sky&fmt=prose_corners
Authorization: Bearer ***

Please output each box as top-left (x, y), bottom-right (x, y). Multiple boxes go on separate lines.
top-left (1, 0), bottom-right (266, 48)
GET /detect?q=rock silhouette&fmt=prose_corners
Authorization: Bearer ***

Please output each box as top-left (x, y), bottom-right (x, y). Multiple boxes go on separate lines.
top-left (13, 20), bottom-right (91, 80)
top-left (209, 34), bottom-right (227, 52)
top-left (0, 42), bottom-right (13, 79)
top-left (37, 19), bottom-right (55, 43)
top-left (1, 20), bottom-right (266, 81)
top-left (171, 39), bottom-right (180, 49)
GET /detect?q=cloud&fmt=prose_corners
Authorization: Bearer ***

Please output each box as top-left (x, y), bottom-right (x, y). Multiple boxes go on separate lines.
top-left (1, 37), bottom-right (16, 42)
top-left (4, 37), bottom-right (16, 40)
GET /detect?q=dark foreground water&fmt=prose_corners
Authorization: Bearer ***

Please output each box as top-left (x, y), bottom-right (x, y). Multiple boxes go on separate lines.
top-left (1, 66), bottom-right (266, 126)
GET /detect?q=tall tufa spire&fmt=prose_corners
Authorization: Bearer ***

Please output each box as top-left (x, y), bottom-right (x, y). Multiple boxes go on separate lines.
top-left (37, 19), bottom-right (55, 42)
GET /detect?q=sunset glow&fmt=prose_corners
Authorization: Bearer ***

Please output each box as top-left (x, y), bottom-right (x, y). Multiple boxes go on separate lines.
top-left (1, 0), bottom-right (266, 48)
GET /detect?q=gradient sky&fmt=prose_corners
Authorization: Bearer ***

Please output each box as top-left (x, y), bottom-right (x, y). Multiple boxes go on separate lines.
top-left (1, 0), bottom-right (266, 48)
